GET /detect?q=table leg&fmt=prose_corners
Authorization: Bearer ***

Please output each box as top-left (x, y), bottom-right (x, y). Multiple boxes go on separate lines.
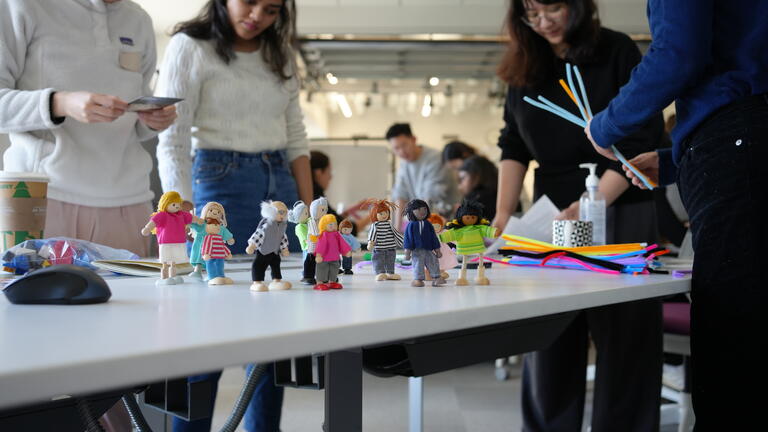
top-left (408, 377), bottom-right (424, 432)
top-left (324, 349), bottom-right (362, 432)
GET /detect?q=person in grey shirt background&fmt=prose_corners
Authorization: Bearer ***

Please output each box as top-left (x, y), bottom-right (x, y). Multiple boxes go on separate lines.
top-left (386, 123), bottom-right (459, 230)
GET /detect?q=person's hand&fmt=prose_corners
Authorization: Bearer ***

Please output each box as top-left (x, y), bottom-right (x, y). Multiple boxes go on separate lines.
top-left (53, 91), bottom-right (128, 123)
top-left (202, 254), bottom-right (211, 261)
top-left (140, 226), bottom-right (152, 236)
top-left (434, 249), bottom-right (442, 259)
top-left (556, 201), bottom-right (580, 220)
top-left (316, 254), bottom-right (324, 263)
top-left (491, 213), bottom-right (509, 240)
top-left (226, 238), bottom-right (235, 245)
top-left (585, 119), bottom-right (617, 161)
top-left (281, 248), bottom-right (290, 257)
top-left (623, 151), bottom-right (659, 190)
top-left (245, 244), bottom-right (256, 255)
top-left (367, 241), bottom-right (374, 250)
top-left (137, 105), bottom-right (177, 131)
top-left (404, 250), bottom-right (412, 261)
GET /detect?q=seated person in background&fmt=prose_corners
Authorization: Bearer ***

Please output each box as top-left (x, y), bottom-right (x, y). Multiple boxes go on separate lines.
top-left (441, 140), bottom-right (477, 171)
top-left (457, 156), bottom-right (498, 221)
top-left (387, 123), bottom-right (459, 229)
top-left (310, 150), bottom-right (361, 235)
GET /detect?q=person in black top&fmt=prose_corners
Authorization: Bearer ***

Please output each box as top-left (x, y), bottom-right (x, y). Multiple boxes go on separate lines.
top-left (493, 1), bottom-right (665, 431)
top-left (457, 155), bottom-right (497, 221)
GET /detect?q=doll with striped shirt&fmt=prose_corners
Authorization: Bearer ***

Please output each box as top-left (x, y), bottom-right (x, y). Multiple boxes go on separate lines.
top-left (200, 204), bottom-right (234, 286)
top-left (439, 200), bottom-right (499, 286)
top-left (366, 199), bottom-right (403, 281)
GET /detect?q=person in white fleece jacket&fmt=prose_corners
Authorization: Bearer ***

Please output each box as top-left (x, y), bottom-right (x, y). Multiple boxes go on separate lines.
top-left (0, 0), bottom-right (177, 257)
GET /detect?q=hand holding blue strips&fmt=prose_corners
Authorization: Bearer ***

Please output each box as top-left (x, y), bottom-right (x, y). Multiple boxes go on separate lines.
top-left (522, 64), bottom-right (657, 189)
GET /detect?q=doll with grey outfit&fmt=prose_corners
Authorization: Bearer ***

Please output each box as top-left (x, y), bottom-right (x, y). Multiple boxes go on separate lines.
top-left (403, 199), bottom-right (446, 287)
top-left (302, 197), bottom-right (328, 285)
top-left (246, 201), bottom-right (291, 292)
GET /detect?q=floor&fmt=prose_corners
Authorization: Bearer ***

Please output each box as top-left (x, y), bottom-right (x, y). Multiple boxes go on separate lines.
top-left (208, 360), bottom-right (683, 432)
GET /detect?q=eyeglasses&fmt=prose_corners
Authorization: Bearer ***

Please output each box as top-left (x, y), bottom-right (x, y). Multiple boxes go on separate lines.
top-left (521, 4), bottom-right (566, 28)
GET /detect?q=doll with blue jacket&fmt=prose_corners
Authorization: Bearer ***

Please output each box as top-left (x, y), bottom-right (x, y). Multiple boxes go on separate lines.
top-left (439, 200), bottom-right (499, 286)
top-left (403, 199), bottom-right (447, 287)
top-left (339, 219), bottom-right (360, 275)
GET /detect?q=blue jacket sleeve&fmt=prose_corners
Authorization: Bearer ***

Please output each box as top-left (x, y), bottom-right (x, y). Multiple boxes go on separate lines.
top-left (403, 223), bottom-right (414, 250)
top-left (590, 0), bottom-right (714, 148)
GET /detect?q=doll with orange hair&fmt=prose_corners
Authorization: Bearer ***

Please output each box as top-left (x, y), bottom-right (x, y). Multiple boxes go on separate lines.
top-left (366, 199), bottom-right (404, 281)
top-left (314, 214), bottom-right (352, 290)
top-left (427, 213), bottom-right (457, 281)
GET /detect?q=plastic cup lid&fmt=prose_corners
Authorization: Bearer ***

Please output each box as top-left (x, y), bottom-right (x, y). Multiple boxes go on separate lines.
top-left (0, 171), bottom-right (50, 182)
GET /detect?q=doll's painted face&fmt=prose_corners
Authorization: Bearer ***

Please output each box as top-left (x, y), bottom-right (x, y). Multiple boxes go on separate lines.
top-left (167, 202), bottom-right (182, 213)
top-left (340, 226), bottom-right (353, 235)
top-left (432, 222), bottom-right (443, 233)
top-left (316, 205), bottom-right (328, 219)
top-left (206, 206), bottom-right (223, 220)
top-left (413, 206), bottom-right (428, 221)
top-left (325, 221), bottom-right (338, 232)
top-left (376, 210), bottom-right (389, 221)
top-left (461, 215), bottom-right (478, 226)
top-left (297, 207), bottom-right (309, 223)
top-left (273, 202), bottom-right (288, 222)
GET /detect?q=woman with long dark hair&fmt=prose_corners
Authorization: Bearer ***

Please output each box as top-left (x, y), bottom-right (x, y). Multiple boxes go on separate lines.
top-left (493, 1), bottom-right (665, 430)
top-left (155, 1), bottom-right (309, 431)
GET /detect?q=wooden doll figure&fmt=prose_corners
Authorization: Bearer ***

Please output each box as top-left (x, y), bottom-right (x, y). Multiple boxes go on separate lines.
top-left (141, 191), bottom-right (197, 286)
top-left (314, 214), bottom-right (352, 290)
top-left (439, 200), bottom-right (499, 286)
top-left (201, 212), bottom-right (234, 286)
top-left (403, 200), bottom-right (446, 287)
top-left (366, 199), bottom-right (403, 281)
top-left (288, 200), bottom-right (310, 259)
top-left (188, 202), bottom-right (233, 280)
top-left (246, 201), bottom-right (291, 292)
top-left (302, 197), bottom-right (328, 285)
top-left (428, 213), bottom-right (457, 281)
top-left (339, 219), bottom-right (360, 275)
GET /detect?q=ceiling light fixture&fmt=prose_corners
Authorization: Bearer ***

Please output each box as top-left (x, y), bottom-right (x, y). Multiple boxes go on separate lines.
top-left (421, 94), bottom-right (432, 118)
top-left (326, 72), bottom-right (339, 85)
top-left (335, 93), bottom-right (353, 118)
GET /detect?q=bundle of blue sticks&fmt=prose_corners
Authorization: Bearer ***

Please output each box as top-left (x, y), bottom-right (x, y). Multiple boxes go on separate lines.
top-left (522, 63), bottom-right (657, 190)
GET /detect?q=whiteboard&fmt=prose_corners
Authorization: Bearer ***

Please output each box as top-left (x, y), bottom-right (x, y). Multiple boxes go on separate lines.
top-left (310, 141), bottom-right (393, 213)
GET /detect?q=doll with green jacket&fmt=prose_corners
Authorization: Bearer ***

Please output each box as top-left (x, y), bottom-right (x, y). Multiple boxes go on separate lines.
top-left (439, 200), bottom-right (499, 286)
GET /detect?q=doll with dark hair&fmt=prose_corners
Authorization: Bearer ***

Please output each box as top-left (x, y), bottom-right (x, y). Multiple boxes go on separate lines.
top-left (365, 199), bottom-right (403, 281)
top-left (403, 199), bottom-right (447, 287)
top-left (439, 200), bottom-right (499, 285)
top-left (339, 219), bottom-right (360, 275)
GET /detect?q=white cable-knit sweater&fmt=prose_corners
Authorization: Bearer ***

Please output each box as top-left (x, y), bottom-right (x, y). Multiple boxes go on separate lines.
top-left (155, 33), bottom-right (309, 202)
top-left (0, 0), bottom-right (157, 207)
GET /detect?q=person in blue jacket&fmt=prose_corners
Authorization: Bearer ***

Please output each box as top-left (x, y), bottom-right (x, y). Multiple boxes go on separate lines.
top-left (585, 1), bottom-right (768, 430)
top-left (403, 199), bottom-right (446, 287)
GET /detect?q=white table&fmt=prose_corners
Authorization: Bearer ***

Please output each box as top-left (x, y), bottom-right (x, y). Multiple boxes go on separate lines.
top-left (0, 257), bottom-right (689, 429)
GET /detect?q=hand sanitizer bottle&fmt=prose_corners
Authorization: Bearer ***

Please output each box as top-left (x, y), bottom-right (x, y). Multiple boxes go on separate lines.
top-left (578, 163), bottom-right (606, 245)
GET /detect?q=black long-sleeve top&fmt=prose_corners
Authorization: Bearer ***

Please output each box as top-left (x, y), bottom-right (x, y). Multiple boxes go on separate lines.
top-left (498, 28), bottom-right (664, 210)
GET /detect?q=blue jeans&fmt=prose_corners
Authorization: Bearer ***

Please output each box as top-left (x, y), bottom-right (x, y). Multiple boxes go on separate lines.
top-left (171, 364), bottom-right (283, 432)
top-left (176, 149), bottom-right (297, 432)
top-left (204, 258), bottom-right (224, 280)
top-left (192, 149), bottom-right (301, 253)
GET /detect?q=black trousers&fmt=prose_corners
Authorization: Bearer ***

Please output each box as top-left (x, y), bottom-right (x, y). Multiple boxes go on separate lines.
top-left (251, 251), bottom-right (282, 281)
top-left (677, 94), bottom-right (768, 432)
top-left (522, 200), bottom-right (662, 432)
top-left (303, 252), bottom-right (316, 279)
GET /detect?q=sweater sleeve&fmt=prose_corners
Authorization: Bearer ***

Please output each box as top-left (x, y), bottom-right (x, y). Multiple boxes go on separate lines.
top-left (590, 0), bottom-right (714, 148)
top-left (284, 75), bottom-right (309, 162)
top-left (0, 2), bottom-right (60, 133)
top-left (497, 90), bottom-right (533, 165)
top-left (155, 34), bottom-right (202, 202)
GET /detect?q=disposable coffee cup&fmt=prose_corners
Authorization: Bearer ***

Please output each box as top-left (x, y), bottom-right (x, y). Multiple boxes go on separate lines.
top-left (552, 220), bottom-right (593, 248)
top-left (0, 172), bottom-right (49, 253)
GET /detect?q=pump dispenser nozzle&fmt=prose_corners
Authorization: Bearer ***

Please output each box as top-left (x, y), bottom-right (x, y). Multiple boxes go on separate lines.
top-left (579, 163), bottom-right (599, 189)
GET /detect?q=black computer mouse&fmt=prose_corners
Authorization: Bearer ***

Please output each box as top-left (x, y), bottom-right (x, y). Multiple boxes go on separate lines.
top-left (3, 264), bottom-right (111, 305)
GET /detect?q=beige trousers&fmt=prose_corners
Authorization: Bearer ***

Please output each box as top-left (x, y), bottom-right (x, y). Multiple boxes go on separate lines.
top-left (44, 199), bottom-right (153, 258)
